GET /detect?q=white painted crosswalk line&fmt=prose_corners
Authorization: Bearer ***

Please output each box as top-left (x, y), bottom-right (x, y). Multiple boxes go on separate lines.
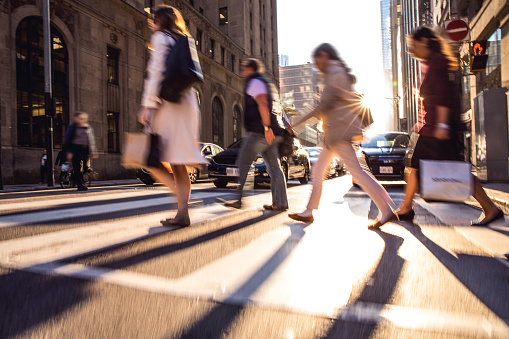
top-left (0, 189), bottom-right (165, 213)
top-left (0, 191), bottom-right (230, 228)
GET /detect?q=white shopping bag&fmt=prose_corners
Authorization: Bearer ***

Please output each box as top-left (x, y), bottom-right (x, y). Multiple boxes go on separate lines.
top-left (420, 160), bottom-right (473, 202)
top-left (121, 132), bottom-right (150, 169)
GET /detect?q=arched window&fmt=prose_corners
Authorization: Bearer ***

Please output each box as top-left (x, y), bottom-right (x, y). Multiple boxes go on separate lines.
top-left (212, 97), bottom-right (224, 146)
top-left (16, 17), bottom-right (69, 148)
top-left (233, 105), bottom-right (242, 142)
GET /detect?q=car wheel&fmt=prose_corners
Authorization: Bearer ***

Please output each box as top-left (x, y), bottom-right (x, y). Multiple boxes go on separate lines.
top-left (189, 170), bottom-right (198, 184)
top-left (142, 177), bottom-right (155, 185)
top-left (299, 165), bottom-right (310, 184)
top-left (213, 179), bottom-right (228, 188)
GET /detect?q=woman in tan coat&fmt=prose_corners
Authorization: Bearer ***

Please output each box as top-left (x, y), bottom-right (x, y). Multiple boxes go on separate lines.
top-left (289, 43), bottom-right (396, 228)
top-left (138, 5), bottom-right (205, 227)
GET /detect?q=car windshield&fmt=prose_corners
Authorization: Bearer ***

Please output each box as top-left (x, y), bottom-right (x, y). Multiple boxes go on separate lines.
top-left (226, 139), bottom-right (243, 150)
top-left (360, 133), bottom-right (409, 148)
top-left (306, 147), bottom-right (322, 157)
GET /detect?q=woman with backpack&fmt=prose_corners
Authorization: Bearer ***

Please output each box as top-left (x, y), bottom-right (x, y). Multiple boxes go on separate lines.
top-left (138, 5), bottom-right (205, 227)
top-left (288, 43), bottom-right (396, 228)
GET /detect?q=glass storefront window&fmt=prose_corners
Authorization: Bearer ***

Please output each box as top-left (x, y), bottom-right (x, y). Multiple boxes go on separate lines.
top-left (486, 29), bottom-right (501, 75)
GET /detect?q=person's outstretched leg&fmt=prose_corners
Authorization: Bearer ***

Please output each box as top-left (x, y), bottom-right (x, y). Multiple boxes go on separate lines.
top-left (234, 133), bottom-right (265, 204)
top-left (260, 136), bottom-right (288, 209)
top-left (171, 164), bottom-right (191, 221)
top-left (397, 167), bottom-right (419, 214)
top-left (472, 176), bottom-right (503, 224)
top-left (334, 141), bottom-right (395, 223)
top-left (302, 147), bottom-right (335, 217)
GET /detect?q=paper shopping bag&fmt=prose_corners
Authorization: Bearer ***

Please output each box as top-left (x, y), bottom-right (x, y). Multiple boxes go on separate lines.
top-left (420, 160), bottom-right (473, 202)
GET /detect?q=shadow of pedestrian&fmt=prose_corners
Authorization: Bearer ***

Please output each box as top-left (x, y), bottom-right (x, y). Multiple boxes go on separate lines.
top-left (0, 269), bottom-right (89, 338)
top-left (402, 223), bottom-right (509, 325)
top-left (325, 229), bottom-right (405, 338)
top-left (175, 223), bottom-right (306, 338)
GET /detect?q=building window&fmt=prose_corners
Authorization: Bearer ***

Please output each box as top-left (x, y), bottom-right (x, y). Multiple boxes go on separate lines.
top-left (190, 0), bottom-right (194, 6)
top-left (250, 13), bottom-right (253, 30)
top-left (199, 7), bottom-right (204, 15)
top-left (107, 112), bottom-right (120, 153)
top-left (250, 39), bottom-right (253, 55)
top-left (16, 17), bottom-right (69, 148)
top-left (196, 29), bottom-right (202, 51)
top-left (219, 7), bottom-right (228, 25)
top-left (107, 46), bottom-right (119, 84)
top-left (209, 38), bottom-right (215, 59)
top-left (231, 54), bottom-right (235, 73)
top-left (486, 29), bottom-right (502, 75)
top-left (233, 105), bottom-right (242, 142)
top-left (212, 97), bottom-right (224, 146)
top-left (221, 46), bottom-right (225, 65)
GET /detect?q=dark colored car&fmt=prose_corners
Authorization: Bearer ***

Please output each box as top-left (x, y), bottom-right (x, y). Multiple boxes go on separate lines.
top-left (355, 132), bottom-right (410, 181)
top-left (305, 147), bottom-right (345, 179)
top-left (208, 138), bottom-right (311, 188)
top-left (136, 142), bottom-right (224, 185)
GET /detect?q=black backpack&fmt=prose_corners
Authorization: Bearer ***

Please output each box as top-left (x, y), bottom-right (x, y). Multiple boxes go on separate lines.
top-left (160, 31), bottom-right (204, 102)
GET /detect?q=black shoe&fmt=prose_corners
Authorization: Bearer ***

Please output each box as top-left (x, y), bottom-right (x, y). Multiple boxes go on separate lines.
top-left (224, 200), bottom-right (242, 209)
top-left (77, 186), bottom-right (88, 191)
top-left (263, 204), bottom-right (288, 211)
top-left (398, 209), bottom-right (415, 221)
top-left (471, 209), bottom-right (505, 226)
top-left (161, 218), bottom-right (190, 227)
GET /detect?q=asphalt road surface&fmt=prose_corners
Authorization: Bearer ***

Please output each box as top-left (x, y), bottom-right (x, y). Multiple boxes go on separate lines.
top-left (1, 176), bottom-right (508, 338)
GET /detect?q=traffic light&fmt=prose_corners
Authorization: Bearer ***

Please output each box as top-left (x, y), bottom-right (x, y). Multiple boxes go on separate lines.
top-left (470, 40), bottom-right (488, 72)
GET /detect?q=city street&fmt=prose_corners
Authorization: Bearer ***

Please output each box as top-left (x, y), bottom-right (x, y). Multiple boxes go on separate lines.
top-left (1, 176), bottom-right (509, 338)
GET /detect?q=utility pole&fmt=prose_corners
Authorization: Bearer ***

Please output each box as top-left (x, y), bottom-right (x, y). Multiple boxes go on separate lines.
top-left (43, 0), bottom-right (55, 186)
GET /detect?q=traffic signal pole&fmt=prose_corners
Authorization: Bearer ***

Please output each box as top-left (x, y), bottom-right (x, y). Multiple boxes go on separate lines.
top-left (43, 0), bottom-right (55, 187)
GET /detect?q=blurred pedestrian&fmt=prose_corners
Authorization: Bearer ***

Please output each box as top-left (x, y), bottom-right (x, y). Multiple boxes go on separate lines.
top-left (397, 26), bottom-right (503, 226)
top-left (289, 43), bottom-right (396, 228)
top-left (64, 111), bottom-right (97, 191)
top-left (223, 58), bottom-right (288, 210)
top-left (138, 5), bottom-right (205, 227)
top-left (39, 150), bottom-right (47, 184)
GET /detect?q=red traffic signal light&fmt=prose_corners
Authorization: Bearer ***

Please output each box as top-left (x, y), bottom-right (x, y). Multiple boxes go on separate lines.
top-left (471, 40), bottom-right (487, 56)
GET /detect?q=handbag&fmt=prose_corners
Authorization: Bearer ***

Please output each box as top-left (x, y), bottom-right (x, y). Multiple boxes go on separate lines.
top-left (121, 132), bottom-right (163, 169)
top-left (279, 128), bottom-right (295, 157)
top-left (420, 160), bottom-right (473, 202)
top-left (160, 31), bottom-right (204, 103)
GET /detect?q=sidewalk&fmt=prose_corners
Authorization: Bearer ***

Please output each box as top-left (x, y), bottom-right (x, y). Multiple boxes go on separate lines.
top-left (0, 179), bottom-right (143, 193)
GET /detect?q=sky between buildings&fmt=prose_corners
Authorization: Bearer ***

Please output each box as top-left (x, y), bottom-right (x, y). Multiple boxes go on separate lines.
top-left (277, 0), bottom-right (392, 131)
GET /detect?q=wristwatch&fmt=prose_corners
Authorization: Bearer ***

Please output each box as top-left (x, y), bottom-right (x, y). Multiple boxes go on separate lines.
top-left (263, 125), bottom-right (271, 132)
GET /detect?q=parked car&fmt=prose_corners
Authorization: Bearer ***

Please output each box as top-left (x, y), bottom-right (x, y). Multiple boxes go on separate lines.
top-left (305, 147), bottom-right (345, 179)
top-left (354, 132), bottom-right (410, 182)
top-left (208, 138), bottom-right (311, 188)
top-left (136, 142), bottom-right (224, 185)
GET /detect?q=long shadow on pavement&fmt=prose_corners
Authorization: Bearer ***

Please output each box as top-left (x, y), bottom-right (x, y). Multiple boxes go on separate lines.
top-left (325, 229), bottom-right (405, 338)
top-left (175, 223), bottom-right (306, 338)
top-left (403, 223), bottom-right (509, 325)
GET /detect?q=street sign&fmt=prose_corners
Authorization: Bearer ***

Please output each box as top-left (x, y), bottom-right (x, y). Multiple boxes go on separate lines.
top-left (445, 19), bottom-right (469, 41)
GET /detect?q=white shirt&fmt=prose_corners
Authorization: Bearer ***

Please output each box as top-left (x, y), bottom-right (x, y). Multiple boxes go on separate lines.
top-left (246, 79), bottom-right (268, 98)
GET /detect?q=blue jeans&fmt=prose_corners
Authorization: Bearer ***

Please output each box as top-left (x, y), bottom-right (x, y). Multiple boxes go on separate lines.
top-left (236, 132), bottom-right (288, 207)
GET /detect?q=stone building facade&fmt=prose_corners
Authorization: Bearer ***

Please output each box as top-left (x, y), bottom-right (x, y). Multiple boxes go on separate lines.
top-left (0, 0), bottom-right (279, 184)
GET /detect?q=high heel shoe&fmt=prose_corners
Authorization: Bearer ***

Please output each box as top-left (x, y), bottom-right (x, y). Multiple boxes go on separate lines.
top-left (398, 209), bottom-right (415, 221)
top-left (368, 212), bottom-right (399, 230)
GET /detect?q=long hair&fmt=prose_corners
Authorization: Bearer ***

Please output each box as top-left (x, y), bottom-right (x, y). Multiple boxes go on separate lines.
top-left (411, 26), bottom-right (458, 71)
top-left (153, 5), bottom-right (190, 36)
top-left (312, 43), bottom-right (356, 84)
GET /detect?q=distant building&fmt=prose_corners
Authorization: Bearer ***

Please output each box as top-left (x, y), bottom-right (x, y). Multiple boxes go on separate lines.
top-left (279, 63), bottom-right (320, 146)
top-left (278, 54), bottom-right (289, 67)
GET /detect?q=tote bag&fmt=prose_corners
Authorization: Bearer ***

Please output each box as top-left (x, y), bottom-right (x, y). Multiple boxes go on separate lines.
top-left (420, 160), bottom-right (473, 202)
top-left (122, 132), bottom-right (150, 169)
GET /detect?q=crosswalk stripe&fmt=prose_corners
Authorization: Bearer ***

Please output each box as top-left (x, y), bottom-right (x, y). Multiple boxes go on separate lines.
top-left (0, 191), bottom-right (230, 228)
top-left (0, 189), bottom-right (165, 214)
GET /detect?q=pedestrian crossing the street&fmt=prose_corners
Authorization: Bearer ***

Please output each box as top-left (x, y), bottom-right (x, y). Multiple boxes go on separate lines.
top-left (0, 182), bottom-right (508, 337)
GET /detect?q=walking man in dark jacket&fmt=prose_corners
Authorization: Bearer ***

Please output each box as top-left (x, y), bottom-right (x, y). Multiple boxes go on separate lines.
top-left (64, 112), bottom-right (97, 191)
top-left (224, 58), bottom-right (288, 210)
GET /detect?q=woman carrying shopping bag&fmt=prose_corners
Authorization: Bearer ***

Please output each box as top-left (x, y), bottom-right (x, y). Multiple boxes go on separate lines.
top-left (288, 43), bottom-right (397, 229)
top-left (138, 5), bottom-right (205, 227)
top-left (397, 26), bottom-right (503, 225)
